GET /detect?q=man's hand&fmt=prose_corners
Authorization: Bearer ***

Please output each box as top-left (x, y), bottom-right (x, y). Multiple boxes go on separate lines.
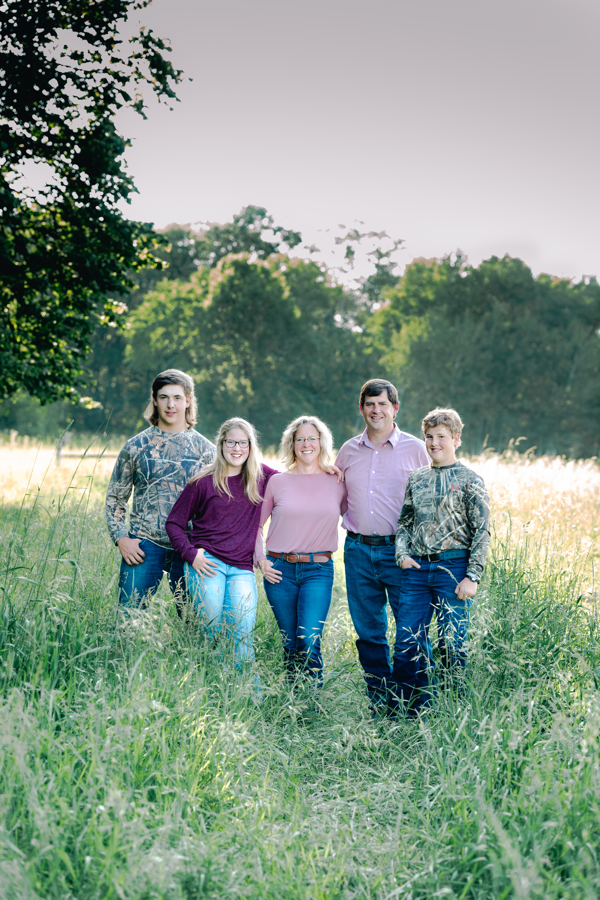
top-left (117, 536), bottom-right (146, 566)
top-left (400, 556), bottom-right (421, 569)
top-left (258, 558), bottom-right (283, 584)
top-left (192, 548), bottom-right (219, 578)
top-left (324, 463), bottom-right (345, 483)
top-left (455, 577), bottom-right (477, 601)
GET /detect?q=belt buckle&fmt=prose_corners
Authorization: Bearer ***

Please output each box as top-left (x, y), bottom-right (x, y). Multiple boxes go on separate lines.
top-left (287, 553), bottom-right (300, 563)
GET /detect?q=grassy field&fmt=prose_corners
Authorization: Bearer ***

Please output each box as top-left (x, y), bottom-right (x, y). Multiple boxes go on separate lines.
top-left (1, 442), bottom-right (600, 899)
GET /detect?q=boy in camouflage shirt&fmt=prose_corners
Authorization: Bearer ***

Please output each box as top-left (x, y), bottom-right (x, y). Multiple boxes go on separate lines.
top-left (393, 407), bottom-right (490, 714)
top-left (106, 369), bottom-right (214, 609)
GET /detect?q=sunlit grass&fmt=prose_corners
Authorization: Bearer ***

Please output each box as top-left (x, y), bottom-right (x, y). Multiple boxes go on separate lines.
top-left (1, 447), bottom-right (599, 898)
top-left (0, 439), bottom-right (118, 505)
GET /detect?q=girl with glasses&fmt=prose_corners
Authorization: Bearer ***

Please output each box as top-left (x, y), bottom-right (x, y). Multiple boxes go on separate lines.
top-left (257, 415), bottom-right (347, 688)
top-left (166, 417), bottom-right (277, 670)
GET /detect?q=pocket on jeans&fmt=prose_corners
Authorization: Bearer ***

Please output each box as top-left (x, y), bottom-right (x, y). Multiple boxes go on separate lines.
top-left (344, 536), bottom-right (358, 563)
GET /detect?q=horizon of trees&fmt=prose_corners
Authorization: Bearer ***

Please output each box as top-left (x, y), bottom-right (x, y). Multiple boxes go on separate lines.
top-left (2, 206), bottom-right (600, 458)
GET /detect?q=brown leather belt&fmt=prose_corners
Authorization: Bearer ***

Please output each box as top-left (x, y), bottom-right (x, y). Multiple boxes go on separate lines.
top-left (270, 551), bottom-right (332, 564)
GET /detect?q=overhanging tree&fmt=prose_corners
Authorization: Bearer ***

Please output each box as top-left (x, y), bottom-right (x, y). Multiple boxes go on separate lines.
top-left (0, 0), bottom-right (183, 403)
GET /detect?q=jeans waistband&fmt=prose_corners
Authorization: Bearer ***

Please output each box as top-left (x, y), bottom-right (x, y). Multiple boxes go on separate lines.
top-left (347, 531), bottom-right (395, 546)
top-left (412, 549), bottom-right (469, 562)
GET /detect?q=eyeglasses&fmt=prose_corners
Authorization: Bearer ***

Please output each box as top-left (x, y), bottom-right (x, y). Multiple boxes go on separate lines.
top-left (295, 436), bottom-right (320, 444)
top-left (224, 439), bottom-right (249, 449)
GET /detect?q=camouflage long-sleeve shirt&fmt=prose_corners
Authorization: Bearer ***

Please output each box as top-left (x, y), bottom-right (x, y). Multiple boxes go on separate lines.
top-left (395, 462), bottom-right (491, 582)
top-left (105, 426), bottom-right (215, 548)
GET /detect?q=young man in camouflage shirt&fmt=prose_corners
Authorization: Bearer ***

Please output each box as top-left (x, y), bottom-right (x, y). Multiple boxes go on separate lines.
top-left (106, 369), bottom-right (215, 609)
top-left (394, 407), bottom-right (490, 714)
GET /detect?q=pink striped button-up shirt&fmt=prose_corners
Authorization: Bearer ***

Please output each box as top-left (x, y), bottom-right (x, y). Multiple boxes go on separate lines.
top-left (335, 425), bottom-right (429, 537)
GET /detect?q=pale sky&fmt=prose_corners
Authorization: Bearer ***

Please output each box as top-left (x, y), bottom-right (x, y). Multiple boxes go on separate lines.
top-left (117, 0), bottom-right (600, 281)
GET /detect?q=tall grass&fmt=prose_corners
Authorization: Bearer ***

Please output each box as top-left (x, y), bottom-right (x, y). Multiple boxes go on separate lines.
top-left (1, 448), bottom-right (599, 899)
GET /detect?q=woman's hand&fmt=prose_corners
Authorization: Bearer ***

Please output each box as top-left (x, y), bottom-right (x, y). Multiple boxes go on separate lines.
top-left (455, 577), bottom-right (477, 601)
top-left (258, 558), bottom-right (282, 584)
top-left (192, 548), bottom-right (219, 578)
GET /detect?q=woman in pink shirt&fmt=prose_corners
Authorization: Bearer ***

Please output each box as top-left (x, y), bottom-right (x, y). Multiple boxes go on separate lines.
top-left (257, 415), bottom-right (346, 684)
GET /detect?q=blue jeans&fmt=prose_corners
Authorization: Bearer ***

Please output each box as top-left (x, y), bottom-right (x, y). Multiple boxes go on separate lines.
top-left (392, 555), bottom-right (470, 713)
top-left (185, 555), bottom-right (258, 666)
top-left (263, 555), bottom-right (334, 682)
top-left (343, 536), bottom-right (404, 707)
top-left (118, 536), bottom-right (186, 610)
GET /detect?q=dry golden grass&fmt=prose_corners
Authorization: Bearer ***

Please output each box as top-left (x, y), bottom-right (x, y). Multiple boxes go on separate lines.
top-left (1, 441), bottom-right (598, 583)
top-left (0, 441), bottom-right (117, 505)
top-left (467, 449), bottom-right (600, 590)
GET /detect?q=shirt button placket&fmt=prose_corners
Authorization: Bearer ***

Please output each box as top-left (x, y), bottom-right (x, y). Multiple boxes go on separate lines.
top-left (370, 448), bottom-right (379, 532)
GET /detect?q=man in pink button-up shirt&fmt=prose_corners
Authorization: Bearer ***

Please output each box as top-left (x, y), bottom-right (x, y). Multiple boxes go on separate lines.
top-left (336, 378), bottom-right (429, 715)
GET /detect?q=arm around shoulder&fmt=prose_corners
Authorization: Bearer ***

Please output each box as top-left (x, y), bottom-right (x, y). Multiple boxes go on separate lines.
top-left (258, 477), bottom-right (276, 527)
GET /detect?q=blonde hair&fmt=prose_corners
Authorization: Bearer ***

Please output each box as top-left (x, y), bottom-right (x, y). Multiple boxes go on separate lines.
top-left (191, 418), bottom-right (264, 504)
top-left (422, 407), bottom-right (464, 443)
top-left (279, 415), bottom-right (335, 471)
top-left (144, 369), bottom-right (197, 428)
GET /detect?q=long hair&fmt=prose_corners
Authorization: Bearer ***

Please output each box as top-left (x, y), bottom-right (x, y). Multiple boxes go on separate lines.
top-left (191, 418), bottom-right (264, 504)
top-left (279, 415), bottom-right (335, 471)
top-left (144, 369), bottom-right (197, 428)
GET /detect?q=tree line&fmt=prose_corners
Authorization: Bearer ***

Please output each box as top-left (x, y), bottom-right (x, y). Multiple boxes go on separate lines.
top-left (2, 204), bottom-right (600, 457)
top-left (2, 3), bottom-right (600, 457)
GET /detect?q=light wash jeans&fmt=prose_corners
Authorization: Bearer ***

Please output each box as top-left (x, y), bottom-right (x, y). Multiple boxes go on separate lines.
top-left (184, 553), bottom-right (258, 666)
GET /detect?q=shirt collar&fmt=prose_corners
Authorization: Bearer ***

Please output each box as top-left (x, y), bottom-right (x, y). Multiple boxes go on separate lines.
top-left (359, 424), bottom-right (401, 450)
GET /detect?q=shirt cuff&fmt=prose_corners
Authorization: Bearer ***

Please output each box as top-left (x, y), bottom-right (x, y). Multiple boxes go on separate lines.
top-left (182, 546), bottom-right (199, 567)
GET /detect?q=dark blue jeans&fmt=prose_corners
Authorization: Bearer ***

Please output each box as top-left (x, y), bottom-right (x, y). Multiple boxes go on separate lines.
top-left (263, 555), bottom-right (334, 682)
top-left (391, 555), bottom-right (470, 713)
top-left (118, 536), bottom-right (186, 610)
top-left (343, 536), bottom-right (403, 707)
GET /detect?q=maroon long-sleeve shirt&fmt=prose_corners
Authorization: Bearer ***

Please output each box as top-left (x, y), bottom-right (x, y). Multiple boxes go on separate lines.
top-left (165, 465), bottom-right (278, 572)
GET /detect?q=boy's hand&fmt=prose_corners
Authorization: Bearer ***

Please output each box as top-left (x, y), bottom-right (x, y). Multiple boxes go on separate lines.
top-left (192, 548), bottom-right (218, 578)
top-left (455, 577), bottom-right (477, 601)
top-left (400, 556), bottom-right (421, 569)
top-left (117, 536), bottom-right (145, 566)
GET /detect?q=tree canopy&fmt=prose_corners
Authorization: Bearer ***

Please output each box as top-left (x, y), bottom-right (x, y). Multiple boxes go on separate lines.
top-left (125, 252), bottom-right (370, 447)
top-left (370, 254), bottom-right (600, 456)
top-left (3, 189), bottom-right (600, 458)
top-left (0, 0), bottom-right (182, 404)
